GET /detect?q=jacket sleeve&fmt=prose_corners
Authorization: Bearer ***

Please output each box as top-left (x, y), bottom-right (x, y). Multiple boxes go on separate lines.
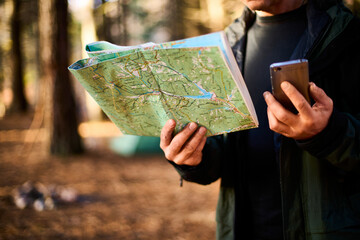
top-left (169, 134), bottom-right (225, 185)
top-left (297, 16), bottom-right (360, 174)
top-left (296, 109), bottom-right (360, 173)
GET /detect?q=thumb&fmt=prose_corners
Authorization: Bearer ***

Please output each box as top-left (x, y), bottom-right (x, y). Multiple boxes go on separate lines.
top-left (309, 82), bottom-right (333, 108)
top-left (309, 82), bottom-right (327, 103)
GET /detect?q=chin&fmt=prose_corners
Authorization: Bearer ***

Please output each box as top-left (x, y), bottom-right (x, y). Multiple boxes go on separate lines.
top-left (242, 0), bottom-right (276, 12)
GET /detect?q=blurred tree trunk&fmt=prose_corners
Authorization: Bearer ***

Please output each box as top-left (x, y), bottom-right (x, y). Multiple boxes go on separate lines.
top-left (39, 0), bottom-right (83, 155)
top-left (10, 0), bottom-right (28, 113)
top-left (168, 0), bottom-right (186, 40)
top-left (102, 0), bottom-right (113, 43)
top-left (118, 0), bottom-right (129, 45)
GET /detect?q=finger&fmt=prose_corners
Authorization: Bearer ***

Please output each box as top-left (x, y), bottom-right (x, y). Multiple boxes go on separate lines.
top-left (267, 107), bottom-right (292, 136)
top-left (168, 122), bottom-right (198, 155)
top-left (181, 136), bottom-right (207, 166)
top-left (198, 134), bottom-right (207, 150)
top-left (263, 91), bottom-right (297, 125)
top-left (177, 126), bottom-right (207, 161)
top-left (280, 81), bottom-right (311, 115)
top-left (263, 91), bottom-right (282, 108)
top-left (309, 82), bottom-right (333, 108)
top-left (160, 119), bottom-right (176, 149)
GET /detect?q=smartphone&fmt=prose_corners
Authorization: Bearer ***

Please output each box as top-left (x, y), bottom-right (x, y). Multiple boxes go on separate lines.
top-left (270, 59), bottom-right (311, 112)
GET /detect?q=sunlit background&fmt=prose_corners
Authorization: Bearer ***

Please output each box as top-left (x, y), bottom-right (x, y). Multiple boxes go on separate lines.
top-left (0, 0), bottom-right (245, 119)
top-left (0, 0), bottom-right (359, 239)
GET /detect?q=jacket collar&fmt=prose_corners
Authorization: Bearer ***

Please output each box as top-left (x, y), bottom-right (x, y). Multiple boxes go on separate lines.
top-left (225, 0), bottom-right (353, 64)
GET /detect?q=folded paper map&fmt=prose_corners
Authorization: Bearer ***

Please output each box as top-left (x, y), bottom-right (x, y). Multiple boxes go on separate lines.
top-left (68, 31), bottom-right (258, 137)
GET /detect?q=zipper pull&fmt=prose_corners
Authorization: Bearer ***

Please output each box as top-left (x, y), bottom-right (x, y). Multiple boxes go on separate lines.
top-left (179, 177), bottom-right (183, 187)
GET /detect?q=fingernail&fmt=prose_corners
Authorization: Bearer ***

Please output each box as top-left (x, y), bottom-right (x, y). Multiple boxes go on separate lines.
top-left (167, 119), bottom-right (175, 127)
top-left (188, 122), bottom-right (196, 130)
top-left (263, 91), bottom-right (270, 99)
top-left (281, 81), bottom-right (290, 89)
top-left (199, 127), bottom-right (207, 135)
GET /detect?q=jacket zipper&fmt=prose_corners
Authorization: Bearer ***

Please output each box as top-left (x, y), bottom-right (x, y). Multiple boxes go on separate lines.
top-left (179, 176), bottom-right (183, 187)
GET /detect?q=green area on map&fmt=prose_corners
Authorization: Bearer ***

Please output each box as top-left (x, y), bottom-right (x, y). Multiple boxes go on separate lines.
top-left (69, 45), bottom-right (257, 136)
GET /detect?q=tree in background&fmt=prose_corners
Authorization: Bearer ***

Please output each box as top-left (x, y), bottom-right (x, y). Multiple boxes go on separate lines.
top-left (164, 0), bottom-right (244, 41)
top-left (101, 0), bottom-right (114, 43)
top-left (93, 0), bottom-right (129, 44)
top-left (167, 0), bottom-right (186, 40)
top-left (9, 0), bottom-right (28, 113)
top-left (38, 0), bottom-right (83, 155)
top-left (0, 1), bottom-right (6, 113)
top-left (117, 0), bottom-right (129, 45)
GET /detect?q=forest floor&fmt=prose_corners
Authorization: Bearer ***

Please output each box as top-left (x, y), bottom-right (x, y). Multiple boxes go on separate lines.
top-left (0, 112), bottom-right (219, 240)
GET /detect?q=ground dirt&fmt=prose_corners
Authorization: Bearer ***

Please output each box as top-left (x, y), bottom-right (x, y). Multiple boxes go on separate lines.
top-left (0, 113), bottom-right (219, 240)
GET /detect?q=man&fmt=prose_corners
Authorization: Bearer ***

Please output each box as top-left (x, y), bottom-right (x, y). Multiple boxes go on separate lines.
top-left (160, 0), bottom-right (360, 239)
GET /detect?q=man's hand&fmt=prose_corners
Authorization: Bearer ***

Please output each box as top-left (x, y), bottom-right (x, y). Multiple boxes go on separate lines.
top-left (160, 119), bottom-right (207, 166)
top-left (263, 81), bottom-right (333, 140)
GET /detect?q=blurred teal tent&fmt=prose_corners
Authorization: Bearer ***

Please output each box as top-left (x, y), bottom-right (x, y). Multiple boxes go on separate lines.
top-left (109, 135), bottom-right (162, 157)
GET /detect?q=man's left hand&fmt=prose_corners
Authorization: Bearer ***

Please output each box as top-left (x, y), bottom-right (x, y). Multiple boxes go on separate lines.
top-left (263, 81), bottom-right (333, 140)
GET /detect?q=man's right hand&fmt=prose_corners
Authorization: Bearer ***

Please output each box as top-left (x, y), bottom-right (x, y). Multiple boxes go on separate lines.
top-left (160, 119), bottom-right (207, 166)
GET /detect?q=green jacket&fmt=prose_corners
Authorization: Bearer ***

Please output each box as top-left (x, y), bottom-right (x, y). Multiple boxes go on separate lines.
top-left (171, 1), bottom-right (360, 239)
